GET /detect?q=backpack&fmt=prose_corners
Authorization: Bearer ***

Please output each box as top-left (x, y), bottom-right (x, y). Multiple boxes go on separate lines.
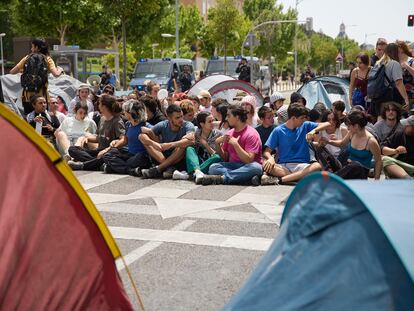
top-left (367, 63), bottom-right (393, 100)
top-left (21, 53), bottom-right (48, 92)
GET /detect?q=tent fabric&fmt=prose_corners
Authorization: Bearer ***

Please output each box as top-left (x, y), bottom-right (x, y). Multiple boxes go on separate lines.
top-left (187, 75), bottom-right (264, 107)
top-left (1, 74), bottom-right (82, 114)
top-left (222, 173), bottom-right (414, 311)
top-left (297, 76), bottom-right (351, 111)
top-left (0, 104), bottom-right (133, 310)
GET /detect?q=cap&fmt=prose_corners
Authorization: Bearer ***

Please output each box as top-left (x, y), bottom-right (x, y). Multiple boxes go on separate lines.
top-left (270, 91), bottom-right (285, 104)
top-left (400, 116), bottom-right (414, 127)
top-left (277, 105), bottom-right (289, 124)
top-left (197, 90), bottom-right (211, 99)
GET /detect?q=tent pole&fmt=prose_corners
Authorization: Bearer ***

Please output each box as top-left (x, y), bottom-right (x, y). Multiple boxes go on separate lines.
top-left (121, 256), bottom-right (146, 311)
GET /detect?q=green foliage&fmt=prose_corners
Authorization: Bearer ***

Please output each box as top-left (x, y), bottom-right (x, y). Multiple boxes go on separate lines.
top-left (205, 0), bottom-right (250, 57)
top-left (103, 42), bottom-right (136, 76)
top-left (308, 33), bottom-right (338, 73)
top-left (243, 0), bottom-right (275, 21)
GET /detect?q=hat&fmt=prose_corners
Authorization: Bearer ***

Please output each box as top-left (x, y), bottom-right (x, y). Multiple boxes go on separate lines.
top-left (241, 95), bottom-right (257, 109)
top-left (197, 90), bottom-right (211, 99)
top-left (400, 116), bottom-right (414, 127)
top-left (76, 83), bottom-right (91, 95)
top-left (277, 105), bottom-right (289, 124)
top-left (270, 91), bottom-right (285, 104)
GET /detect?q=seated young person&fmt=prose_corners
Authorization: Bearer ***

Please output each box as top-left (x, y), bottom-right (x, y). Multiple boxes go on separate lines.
top-left (139, 104), bottom-right (195, 178)
top-left (255, 106), bottom-right (276, 150)
top-left (260, 103), bottom-right (331, 185)
top-left (327, 110), bottom-right (382, 180)
top-left (199, 105), bottom-right (263, 185)
top-left (68, 94), bottom-right (125, 171)
top-left (183, 112), bottom-right (222, 183)
top-left (55, 102), bottom-right (97, 160)
top-left (102, 100), bottom-right (152, 176)
top-left (27, 95), bottom-right (60, 143)
top-left (141, 95), bottom-right (166, 126)
top-left (381, 116), bottom-right (414, 179)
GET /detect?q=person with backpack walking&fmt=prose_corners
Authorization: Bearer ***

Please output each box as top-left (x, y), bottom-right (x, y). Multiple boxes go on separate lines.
top-left (367, 43), bottom-right (409, 119)
top-left (396, 40), bottom-right (414, 112)
top-left (10, 39), bottom-right (63, 115)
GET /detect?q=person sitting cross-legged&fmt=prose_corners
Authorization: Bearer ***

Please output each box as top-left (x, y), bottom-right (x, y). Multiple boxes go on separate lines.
top-left (381, 115), bottom-right (414, 179)
top-left (199, 104), bottom-right (263, 185)
top-left (102, 100), bottom-right (152, 176)
top-left (259, 103), bottom-right (331, 185)
top-left (139, 104), bottom-right (195, 179)
top-left (183, 111), bottom-right (222, 183)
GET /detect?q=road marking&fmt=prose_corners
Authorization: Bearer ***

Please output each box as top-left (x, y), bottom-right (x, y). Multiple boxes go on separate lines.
top-left (97, 202), bottom-right (274, 224)
top-left (154, 197), bottom-right (241, 219)
top-left (116, 220), bottom-right (196, 271)
top-left (110, 226), bottom-right (273, 252)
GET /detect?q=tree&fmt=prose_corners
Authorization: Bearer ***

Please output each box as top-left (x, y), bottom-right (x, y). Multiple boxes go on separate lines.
top-left (243, 0), bottom-right (274, 21)
top-left (206, 0), bottom-right (249, 68)
top-left (308, 33), bottom-right (337, 74)
top-left (10, 0), bottom-right (104, 46)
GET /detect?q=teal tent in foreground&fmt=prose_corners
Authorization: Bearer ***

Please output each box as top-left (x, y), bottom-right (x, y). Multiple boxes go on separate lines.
top-left (222, 173), bottom-right (414, 311)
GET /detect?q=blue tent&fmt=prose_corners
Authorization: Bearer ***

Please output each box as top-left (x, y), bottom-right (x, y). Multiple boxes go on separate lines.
top-left (222, 173), bottom-right (414, 311)
top-left (297, 76), bottom-right (351, 111)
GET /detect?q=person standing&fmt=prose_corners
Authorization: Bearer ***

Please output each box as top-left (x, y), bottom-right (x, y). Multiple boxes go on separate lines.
top-left (236, 58), bottom-right (251, 83)
top-left (9, 38), bottom-right (63, 115)
top-left (178, 65), bottom-right (193, 92)
top-left (371, 38), bottom-right (387, 67)
top-left (349, 53), bottom-right (371, 109)
top-left (396, 40), bottom-right (414, 111)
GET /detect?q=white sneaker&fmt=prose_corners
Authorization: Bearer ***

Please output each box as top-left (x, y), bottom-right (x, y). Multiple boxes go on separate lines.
top-left (172, 170), bottom-right (189, 180)
top-left (194, 171), bottom-right (205, 184)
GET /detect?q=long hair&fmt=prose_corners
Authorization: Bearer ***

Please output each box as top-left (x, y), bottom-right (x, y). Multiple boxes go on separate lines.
top-left (396, 40), bottom-right (413, 58)
top-left (32, 38), bottom-right (49, 56)
top-left (379, 43), bottom-right (400, 64)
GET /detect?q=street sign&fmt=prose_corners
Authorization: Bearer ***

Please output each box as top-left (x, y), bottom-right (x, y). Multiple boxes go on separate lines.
top-left (336, 53), bottom-right (343, 62)
top-left (244, 33), bottom-right (259, 47)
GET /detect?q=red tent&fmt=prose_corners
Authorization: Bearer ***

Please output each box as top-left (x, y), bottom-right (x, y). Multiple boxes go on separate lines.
top-left (0, 104), bottom-right (135, 310)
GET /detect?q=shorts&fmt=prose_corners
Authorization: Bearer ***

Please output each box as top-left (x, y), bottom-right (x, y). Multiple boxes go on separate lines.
top-left (278, 162), bottom-right (311, 173)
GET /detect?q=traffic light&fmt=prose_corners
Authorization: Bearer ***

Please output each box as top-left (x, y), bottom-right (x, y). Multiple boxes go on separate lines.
top-left (409, 15), bottom-right (414, 27)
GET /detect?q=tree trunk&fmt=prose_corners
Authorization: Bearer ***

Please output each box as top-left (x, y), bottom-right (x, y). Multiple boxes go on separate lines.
top-left (112, 29), bottom-right (120, 87)
top-left (224, 33), bottom-right (227, 75)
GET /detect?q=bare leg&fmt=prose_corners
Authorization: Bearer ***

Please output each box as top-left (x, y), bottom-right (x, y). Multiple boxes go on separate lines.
top-left (158, 148), bottom-right (185, 172)
top-left (139, 133), bottom-right (165, 164)
top-left (384, 164), bottom-right (411, 179)
top-left (55, 131), bottom-right (70, 154)
top-left (281, 162), bottom-right (322, 183)
top-left (267, 164), bottom-right (290, 178)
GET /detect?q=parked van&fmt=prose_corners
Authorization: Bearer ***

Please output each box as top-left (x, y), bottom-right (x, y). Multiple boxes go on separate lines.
top-left (205, 56), bottom-right (260, 82)
top-left (129, 58), bottom-right (194, 91)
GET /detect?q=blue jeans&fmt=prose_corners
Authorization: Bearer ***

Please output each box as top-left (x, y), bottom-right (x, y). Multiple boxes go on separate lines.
top-left (208, 161), bottom-right (262, 185)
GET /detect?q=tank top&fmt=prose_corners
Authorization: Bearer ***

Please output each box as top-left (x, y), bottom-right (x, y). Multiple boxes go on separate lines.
top-left (354, 69), bottom-right (369, 96)
top-left (347, 136), bottom-right (373, 169)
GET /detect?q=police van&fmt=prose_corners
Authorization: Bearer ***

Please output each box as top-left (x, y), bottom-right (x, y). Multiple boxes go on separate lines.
top-left (129, 58), bottom-right (194, 91)
top-left (205, 56), bottom-right (261, 82)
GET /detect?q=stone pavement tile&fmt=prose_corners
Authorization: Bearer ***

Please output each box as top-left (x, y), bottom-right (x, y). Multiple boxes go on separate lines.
top-left (179, 184), bottom-right (246, 201)
top-left (151, 179), bottom-right (200, 190)
top-left (117, 197), bottom-right (157, 205)
top-left (130, 186), bottom-right (190, 198)
top-left (75, 171), bottom-right (127, 190)
top-left (88, 176), bottom-right (161, 194)
top-left (218, 203), bottom-right (259, 213)
top-left (115, 239), bottom-right (148, 256)
top-left (96, 202), bottom-right (159, 216)
top-left (185, 219), bottom-right (278, 238)
top-left (73, 171), bottom-right (94, 177)
top-left (100, 212), bottom-right (183, 230)
top-left (251, 203), bottom-right (284, 225)
top-left (118, 243), bottom-right (265, 311)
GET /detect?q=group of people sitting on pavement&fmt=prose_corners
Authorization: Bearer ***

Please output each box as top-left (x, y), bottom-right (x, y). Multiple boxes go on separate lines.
top-left (11, 38), bottom-right (414, 184)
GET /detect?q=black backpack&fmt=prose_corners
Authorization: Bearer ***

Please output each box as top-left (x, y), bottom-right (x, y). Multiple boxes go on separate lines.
top-left (21, 53), bottom-right (48, 92)
top-left (367, 62), bottom-right (393, 100)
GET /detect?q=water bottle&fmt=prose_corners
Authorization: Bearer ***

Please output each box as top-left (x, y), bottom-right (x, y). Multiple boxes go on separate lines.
top-left (35, 114), bottom-right (42, 134)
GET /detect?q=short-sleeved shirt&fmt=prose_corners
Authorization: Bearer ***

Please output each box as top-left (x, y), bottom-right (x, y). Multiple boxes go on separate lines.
top-left (97, 115), bottom-right (125, 148)
top-left (373, 120), bottom-right (403, 142)
top-left (151, 120), bottom-right (195, 143)
top-left (265, 121), bottom-right (318, 164)
top-left (255, 124), bottom-right (276, 149)
top-left (223, 125), bottom-right (262, 164)
top-left (384, 59), bottom-right (403, 86)
top-left (126, 121), bottom-right (151, 154)
top-left (59, 116), bottom-right (97, 140)
top-left (15, 54), bottom-right (57, 103)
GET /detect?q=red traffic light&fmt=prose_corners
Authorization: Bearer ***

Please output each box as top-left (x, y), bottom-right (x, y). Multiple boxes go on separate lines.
top-left (409, 15), bottom-right (414, 27)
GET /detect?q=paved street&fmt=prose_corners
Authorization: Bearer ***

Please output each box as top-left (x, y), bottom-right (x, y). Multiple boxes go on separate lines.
top-left (74, 171), bottom-right (294, 311)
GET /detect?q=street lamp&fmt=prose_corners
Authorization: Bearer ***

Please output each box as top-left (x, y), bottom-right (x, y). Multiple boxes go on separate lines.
top-left (151, 43), bottom-right (159, 59)
top-left (175, 0), bottom-right (179, 58)
top-left (161, 34), bottom-right (175, 58)
top-left (0, 33), bottom-right (5, 76)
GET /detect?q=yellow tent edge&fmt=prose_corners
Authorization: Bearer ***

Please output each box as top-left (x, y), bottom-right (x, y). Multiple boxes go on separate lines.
top-left (0, 103), bottom-right (121, 259)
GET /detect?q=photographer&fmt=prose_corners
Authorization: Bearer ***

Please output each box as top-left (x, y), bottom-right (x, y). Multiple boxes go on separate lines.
top-left (236, 58), bottom-right (251, 83)
top-left (300, 65), bottom-right (315, 84)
